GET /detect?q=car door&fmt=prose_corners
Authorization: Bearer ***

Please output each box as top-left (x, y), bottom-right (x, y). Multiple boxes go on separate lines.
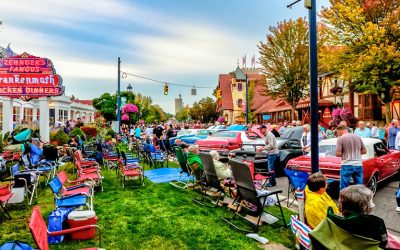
top-left (373, 142), bottom-right (393, 179)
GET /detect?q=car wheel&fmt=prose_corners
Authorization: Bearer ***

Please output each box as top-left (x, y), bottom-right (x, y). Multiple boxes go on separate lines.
top-left (367, 174), bottom-right (378, 194)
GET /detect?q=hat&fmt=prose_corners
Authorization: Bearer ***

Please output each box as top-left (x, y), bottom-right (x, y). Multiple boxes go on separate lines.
top-left (258, 124), bottom-right (267, 129)
top-left (32, 138), bottom-right (40, 143)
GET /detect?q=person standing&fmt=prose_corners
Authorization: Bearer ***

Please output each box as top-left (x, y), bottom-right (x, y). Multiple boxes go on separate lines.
top-left (336, 125), bottom-right (367, 190)
top-left (354, 121), bottom-right (371, 138)
top-left (368, 122), bottom-right (380, 139)
top-left (279, 121), bottom-right (288, 135)
top-left (388, 119), bottom-right (399, 149)
top-left (257, 124), bottom-right (279, 187)
top-left (301, 124), bottom-right (311, 154)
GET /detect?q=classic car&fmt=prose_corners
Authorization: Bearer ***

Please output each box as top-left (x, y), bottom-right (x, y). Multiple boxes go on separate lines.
top-left (286, 138), bottom-right (400, 193)
top-left (179, 129), bottom-right (219, 145)
top-left (229, 126), bottom-right (304, 175)
top-left (195, 130), bottom-right (265, 156)
top-left (169, 129), bottom-right (198, 145)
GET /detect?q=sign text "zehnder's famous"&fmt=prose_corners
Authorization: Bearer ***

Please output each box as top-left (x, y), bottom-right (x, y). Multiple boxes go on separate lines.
top-left (0, 74), bottom-right (61, 86)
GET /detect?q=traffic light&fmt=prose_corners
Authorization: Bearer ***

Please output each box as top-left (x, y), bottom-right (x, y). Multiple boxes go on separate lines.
top-left (164, 83), bottom-right (168, 95)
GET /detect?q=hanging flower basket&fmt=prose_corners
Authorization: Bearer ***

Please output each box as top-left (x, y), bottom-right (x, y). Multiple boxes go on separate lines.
top-left (122, 104), bottom-right (139, 114)
top-left (121, 114), bottom-right (130, 121)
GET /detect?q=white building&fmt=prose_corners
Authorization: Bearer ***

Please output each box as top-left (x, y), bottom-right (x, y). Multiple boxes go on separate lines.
top-left (1, 94), bottom-right (95, 141)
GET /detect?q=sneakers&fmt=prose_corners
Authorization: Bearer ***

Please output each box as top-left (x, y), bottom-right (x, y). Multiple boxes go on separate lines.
top-left (396, 207), bottom-right (400, 213)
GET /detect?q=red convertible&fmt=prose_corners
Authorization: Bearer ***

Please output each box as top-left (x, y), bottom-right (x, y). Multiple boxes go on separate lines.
top-left (195, 130), bottom-right (264, 157)
top-left (286, 138), bottom-right (400, 193)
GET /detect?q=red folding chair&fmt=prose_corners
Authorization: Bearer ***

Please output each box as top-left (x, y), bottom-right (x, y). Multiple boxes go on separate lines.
top-left (118, 159), bottom-right (144, 188)
top-left (29, 206), bottom-right (101, 250)
top-left (57, 171), bottom-right (93, 197)
top-left (0, 184), bottom-right (12, 219)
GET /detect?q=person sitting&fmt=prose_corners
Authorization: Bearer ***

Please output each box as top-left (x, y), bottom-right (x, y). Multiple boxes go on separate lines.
top-left (209, 150), bottom-right (232, 179)
top-left (305, 172), bottom-right (338, 229)
top-left (336, 185), bottom-right (400, 249)
top-left (175, 139), bottom-right (189, 153)
top-left (30, 138), bottom-right (43, 165)
top-left (187, 145), bottom-right (203, 180)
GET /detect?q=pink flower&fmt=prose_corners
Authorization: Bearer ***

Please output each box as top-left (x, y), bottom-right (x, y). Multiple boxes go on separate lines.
top-left (122, 104), bottom-right (139, 114)
top-left (121, 114), bottom-right (130, 121)
top-left (217, 117), bottom-right (225, 123)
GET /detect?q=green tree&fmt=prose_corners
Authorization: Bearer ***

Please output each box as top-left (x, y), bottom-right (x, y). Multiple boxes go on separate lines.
top-left (258, 18), bottom-right (310, 121)
top-left (134, 94), bottom-right (153, 120)
top-left (92, 93), bottom-right (117, 121)
top-left (321, 0), bottom-right (400, 122)
top-left (188, 97), bottom-right (218, 123)
top-left (176, 105), bottom-right (191, 122)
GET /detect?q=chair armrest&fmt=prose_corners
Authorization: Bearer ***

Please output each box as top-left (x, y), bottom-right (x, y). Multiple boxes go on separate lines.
top-left (256, 190), bottom-right (282, 198)
top-left (65, 184), bottom-right (85, 191)
top-left (80, 168), bottom-right (99, 174)
top-left (67, 179), bottom-right (83, 184)
top-left (49, 224), bottom-right (102, 247)
top-left (59, 193), bottom-right (85, 200)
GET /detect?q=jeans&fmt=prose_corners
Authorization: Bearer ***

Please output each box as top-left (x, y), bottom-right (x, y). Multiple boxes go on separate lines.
top-left (340, 165), bottom-right (363, 190)
top-left (268, 153), bottom-right (278, 185)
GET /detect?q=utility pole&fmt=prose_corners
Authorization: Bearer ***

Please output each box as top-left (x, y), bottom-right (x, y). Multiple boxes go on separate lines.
top-left (117, 57), bottom-right (121, 133)
top-left (288, 0), bottom-right (319, 173)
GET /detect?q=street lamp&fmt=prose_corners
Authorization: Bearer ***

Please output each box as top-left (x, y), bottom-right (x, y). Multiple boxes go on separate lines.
top-left (127, 83), bottom-right (132, 93)
top-left (117, 57), bottom-right (121, 133)
top-left (235, 66), bottom-right (249, 125)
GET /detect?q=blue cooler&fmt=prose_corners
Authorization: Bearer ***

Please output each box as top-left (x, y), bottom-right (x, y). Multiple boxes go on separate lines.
top-left (48, 208), bottom-right (73, 244)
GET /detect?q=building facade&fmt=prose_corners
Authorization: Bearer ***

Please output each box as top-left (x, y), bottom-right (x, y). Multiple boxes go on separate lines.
top-left (175, 94), bottom-right (183, 115)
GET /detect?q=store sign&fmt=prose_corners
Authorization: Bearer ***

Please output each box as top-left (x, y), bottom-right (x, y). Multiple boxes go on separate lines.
top-left (0, 52), bottom-right (64, 98)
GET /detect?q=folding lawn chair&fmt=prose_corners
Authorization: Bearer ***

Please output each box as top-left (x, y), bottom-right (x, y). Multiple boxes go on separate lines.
top-left (0, 184), bottom-right (13, 220)
top-left (29, 206), bottom-right (101, 250)
top-left (192, 153), bottom-right (225, 207)
top-left (56, 171), bottom-right (94, 200)
top-left (284, 168), bottom-right (309, 207)
top-left (143, 144), bottom-right (166, 168)
top-left (20, 155), bottom-right (55, 186)
top-left (169, 146), bottom-right (193, 189)
top-left (118, 159), bottom-right (144, 187)
top-left (9, 163), bottom-right (39, 206)
top-left (49, 177), bottom-right (93, 210)
top-left (222, 159), bottom-right (287, 233)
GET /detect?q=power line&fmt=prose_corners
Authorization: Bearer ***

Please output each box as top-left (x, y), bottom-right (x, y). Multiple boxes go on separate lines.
top-left (120, 71), bottom-right (214, 89)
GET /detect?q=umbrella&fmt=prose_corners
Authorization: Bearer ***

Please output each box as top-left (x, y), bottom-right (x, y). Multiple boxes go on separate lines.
top-left (13, 129), bottom-right (31, 142)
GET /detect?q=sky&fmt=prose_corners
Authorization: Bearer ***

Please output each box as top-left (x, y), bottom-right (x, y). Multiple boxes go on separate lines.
top-left (0, 0), bottom-right (330, 114)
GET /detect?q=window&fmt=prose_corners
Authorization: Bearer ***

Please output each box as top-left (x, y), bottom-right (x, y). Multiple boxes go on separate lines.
top-left (237, 82), bottom-right (243, 91)
top-left (23, 108), bottom-right (33, 123)
top-left (13, 106), bottom-right (21, 123)
top-left (237, 99), bottom-right (243, 107)
top-left (59, 109), bottom-right (69, 122)
top-left (358, 94), bottom-right (373, 119)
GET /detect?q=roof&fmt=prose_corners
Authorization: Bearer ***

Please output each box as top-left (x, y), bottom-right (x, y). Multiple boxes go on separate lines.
top-left (254, 98), bottom-right (334, 114)
top-left (218, 74), bottom-right (233, 110)
top-left (74, 100), bottom-right (93, 106)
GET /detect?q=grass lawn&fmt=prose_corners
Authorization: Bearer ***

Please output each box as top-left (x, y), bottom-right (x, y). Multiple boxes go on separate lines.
top-left (0, 161), bottom-right (296, 250)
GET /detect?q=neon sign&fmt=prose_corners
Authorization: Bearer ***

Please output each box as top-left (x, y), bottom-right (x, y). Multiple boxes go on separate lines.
top-left (0, 52), bottom-right (64, 98)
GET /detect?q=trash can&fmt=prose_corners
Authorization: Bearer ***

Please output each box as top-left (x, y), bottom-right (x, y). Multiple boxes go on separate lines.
top-left (67, 210), bottom-right (97, 240)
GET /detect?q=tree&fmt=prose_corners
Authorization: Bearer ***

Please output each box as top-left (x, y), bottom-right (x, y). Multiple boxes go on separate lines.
top-left (321, 0), bottom-right (400, 122)
top-left (92, 93), bottom-right (117, 121)
top-left (189, 97), bottom-right (218, 123)
top-left (258, 18), bottom-right (310, 121)
top-left (176, 105), bottom-right (191, 122)
top-left (134, 93), bottom-right (153, 120)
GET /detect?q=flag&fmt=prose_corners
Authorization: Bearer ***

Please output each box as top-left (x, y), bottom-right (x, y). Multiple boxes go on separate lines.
top-left (242, 54), bottom-right (246, 68)
top-left (3, 44), bottom-right (16, 58)
top-left (251, 54), bottom-right (256, 68)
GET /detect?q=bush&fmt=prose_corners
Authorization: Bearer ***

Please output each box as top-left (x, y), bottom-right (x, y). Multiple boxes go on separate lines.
top-left (81, 126), bottom-right (98, 140)
top-left (50, 129), bottom-right (70, 145)
top-left (106, 128), bottom-right (116, 138)
top-left (105, 135), bottom-right (112, 141)
top-left (69, 127), bottom-right (86, 141)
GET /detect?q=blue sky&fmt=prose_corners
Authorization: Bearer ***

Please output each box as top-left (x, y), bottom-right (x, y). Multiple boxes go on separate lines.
top-left (0, 0), bottom-right (330, 113)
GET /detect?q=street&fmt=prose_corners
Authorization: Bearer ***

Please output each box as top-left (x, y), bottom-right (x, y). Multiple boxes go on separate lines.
top-left (270, 175), bottom-right (400, 236)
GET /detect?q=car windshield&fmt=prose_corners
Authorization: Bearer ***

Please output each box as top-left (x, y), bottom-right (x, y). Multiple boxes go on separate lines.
top-left (307, 144), bottom-right (337, 157)
top-left (197, 130), bottom-right (211, 136)
top-left (213, 131), bottom-right (238, 138)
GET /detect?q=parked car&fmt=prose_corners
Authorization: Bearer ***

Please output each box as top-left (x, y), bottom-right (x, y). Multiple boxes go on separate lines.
top-left (169, 129), bottom-right (198, 145)
top-left (229, 126), bottom-right (304, 175)
top-left (286, 138), bottom-right (400, 193)
top-left (195, 130), bottom-right (265, 156)
top-left (179, 129), bottom-right (218, 145)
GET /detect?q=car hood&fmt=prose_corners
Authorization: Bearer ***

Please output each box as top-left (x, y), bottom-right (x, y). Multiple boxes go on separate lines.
top-left (195, 137), bottom-right (233, 145)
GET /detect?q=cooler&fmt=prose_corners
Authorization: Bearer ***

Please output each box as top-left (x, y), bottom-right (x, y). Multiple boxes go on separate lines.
top-left (67, 210), bottom-right (97, 240)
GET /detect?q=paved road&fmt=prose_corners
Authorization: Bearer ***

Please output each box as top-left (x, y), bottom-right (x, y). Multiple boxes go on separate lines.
top-left (270, 175), bottom-right (400, 236)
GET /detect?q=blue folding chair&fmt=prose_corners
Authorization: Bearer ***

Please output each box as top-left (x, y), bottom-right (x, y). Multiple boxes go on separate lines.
top-left (284, 168), bottom-right (309, 207)
top-left (147, 144), bottom-right (166, 168)
top-left (49, 177), bottom-right (92, 210)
